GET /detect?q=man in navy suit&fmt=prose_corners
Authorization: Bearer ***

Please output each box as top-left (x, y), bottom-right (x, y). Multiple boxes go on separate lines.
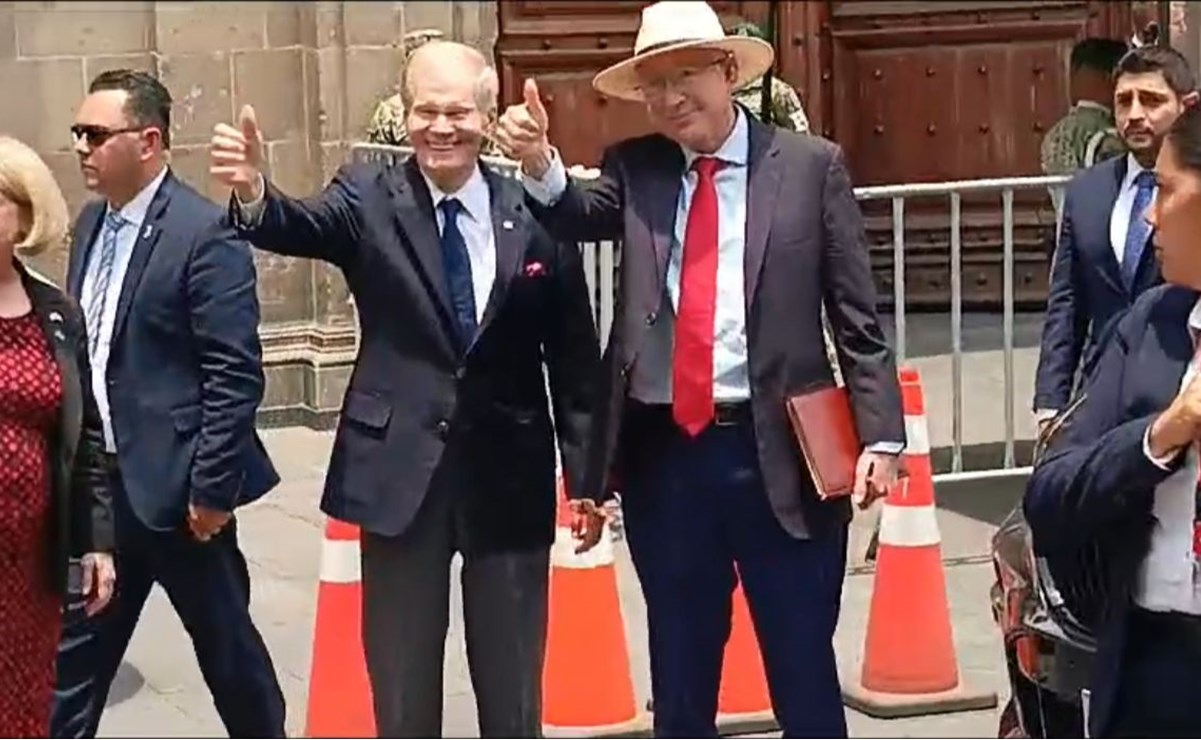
top-left (209, 42), bottom-right (601, 737)
top-left (1034, 46), bottom-right (1197, 431)
top-left (1026, 102), bottom-right (1201, 736)
top-left (51, 70), bottom-right (284, 738)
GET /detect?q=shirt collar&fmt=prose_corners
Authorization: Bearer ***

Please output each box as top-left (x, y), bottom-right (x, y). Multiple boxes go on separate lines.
top-left (1190, 299), bottom-right (1201, 335)
top-left (107, 165), bottom-right (167, 226)
top-left (1122, 153), bottom-right (1154, 192)
top-left (422, 163), bottom-right (489, 223)
top-left (1074, 100), bottom-right (1112, 115)
top-left (680, 106), bottom-right (749, 169)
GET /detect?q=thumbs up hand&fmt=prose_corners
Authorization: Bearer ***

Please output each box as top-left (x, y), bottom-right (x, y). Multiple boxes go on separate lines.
top-left (210, 104), bottom-right (266, 202)
top-left (495, 78), bottom-right (554, 179)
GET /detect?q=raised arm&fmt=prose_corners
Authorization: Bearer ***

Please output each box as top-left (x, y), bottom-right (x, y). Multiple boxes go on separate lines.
top-left (211, 105), bottom-right (362, 268)
top-left (495, 79), bottom-right (624, 242)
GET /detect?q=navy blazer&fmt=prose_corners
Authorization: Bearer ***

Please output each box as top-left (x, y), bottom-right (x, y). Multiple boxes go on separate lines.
top-left (226, 158), bottom-right (600, 549)
top-left (1025, 284), bottom-right (1198, 737)
top-left (67, 170), bottom-right (278, 531)
top-left (1034, 156), bottom-right (1162, 411)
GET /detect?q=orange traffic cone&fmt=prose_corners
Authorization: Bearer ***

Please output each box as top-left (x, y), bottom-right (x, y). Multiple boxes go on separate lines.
top-left (542, 480), bottom-right (648, 737)
top-left (304, 518), bottom-right (376, 737)
top-left (841, 367), bottom-right (998, 718)
top-left (716, 581), bottom-right (777, 735)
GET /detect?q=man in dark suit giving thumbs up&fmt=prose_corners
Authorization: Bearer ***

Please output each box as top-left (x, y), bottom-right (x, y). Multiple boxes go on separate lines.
top-left (210, 41), bottom-right (602, 737)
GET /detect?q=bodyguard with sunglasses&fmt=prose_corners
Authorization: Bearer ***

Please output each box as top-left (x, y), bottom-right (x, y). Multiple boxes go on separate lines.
top-left (50, 70), bottom-right (285, 738)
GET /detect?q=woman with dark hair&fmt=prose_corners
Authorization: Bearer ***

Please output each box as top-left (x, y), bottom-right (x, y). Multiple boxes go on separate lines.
top-left (1026, 102), bottom-right (1201, 737)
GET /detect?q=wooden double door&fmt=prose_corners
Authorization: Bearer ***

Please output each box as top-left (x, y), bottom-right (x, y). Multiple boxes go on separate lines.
top-left (494, 1), bottom-right (1137, 309)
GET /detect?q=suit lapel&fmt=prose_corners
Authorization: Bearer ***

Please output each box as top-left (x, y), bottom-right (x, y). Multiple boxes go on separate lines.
top-left (67, 204), bottom-right (105, 298)
top-left (387, 159), bottom-right (458, 342)
top-left (20, 265), bottom-right (83, 464)
top-left (109, 173), bottom-right (170, 346)
top-left (744, 119), bottom-right (783, 306)
top-left (469, 166), bottom-right (527, 354)
top-left (1096, 156), bottom-right (1128, 296)
top-left (642, 145), bottom-right (684, 291)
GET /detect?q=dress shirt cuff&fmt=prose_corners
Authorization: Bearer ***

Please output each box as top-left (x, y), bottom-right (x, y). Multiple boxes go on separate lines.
top-left (1035, 408), bottom-right (1060, 423)
top-left (231, 173), bottom-right (267, 227)
top-left (868, 441), bottom-right (905, 455)
top-left (522, 148), bottom-right (568, 206)
top-left (1142, 424), bottom-right (1183, 470)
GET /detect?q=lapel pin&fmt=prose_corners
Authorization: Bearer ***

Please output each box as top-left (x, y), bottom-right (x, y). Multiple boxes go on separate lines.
top-left (49, 311), bottom-right (63, 323)
top-left (502, 220), bottom-right (514, 230)
top-left (142, 224), bottom-right (153, 239)
top-left (54, 330), bottom-right (66, 341)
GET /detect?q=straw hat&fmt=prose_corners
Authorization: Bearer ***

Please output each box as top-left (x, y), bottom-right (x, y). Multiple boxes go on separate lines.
top-left (592, 1), bottom-right (775, 103)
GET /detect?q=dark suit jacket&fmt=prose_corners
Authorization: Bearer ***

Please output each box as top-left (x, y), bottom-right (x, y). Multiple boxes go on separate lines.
top-left (1025, 284), bottom-right (1197, 737)
top-left (17, 260), bottom-right (113, 594)
top-left (526, 113), bottom-right (905, 539)
top-left (226, 157), bottom-right (600, 550)
top-left (67, 170), bottom-right (278, 531)
top-left (1034, 156), bottom-right (1162, 411)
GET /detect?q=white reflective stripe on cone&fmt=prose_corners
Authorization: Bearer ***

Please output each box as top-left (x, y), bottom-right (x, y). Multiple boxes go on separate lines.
top-left (319, 538), bottom-right (362, 584)
top-left (903, 414), bottom-right (931, 456)
top-left (878, 503), bottom-right (942, 548)
top-left (550, 526), bottom-right (615, 569)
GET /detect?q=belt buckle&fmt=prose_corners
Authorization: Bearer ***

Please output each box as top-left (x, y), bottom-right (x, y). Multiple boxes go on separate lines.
top-left (713, 404), bottom-right (737, 427)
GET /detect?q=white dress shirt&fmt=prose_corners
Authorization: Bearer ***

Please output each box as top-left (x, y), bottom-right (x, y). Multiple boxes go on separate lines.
top-left (1140, 299), bottom-right (1201, 614)
top-left (1109, 153), bottom-right (1156, 266)
top-left (80, 166), bottom-right (169, 452)
top-left (421, 164), bottom-right (497, 322)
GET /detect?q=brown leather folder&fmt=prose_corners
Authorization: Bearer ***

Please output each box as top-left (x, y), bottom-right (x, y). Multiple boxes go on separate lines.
top-left (785, 385), bottom-right (861, 500)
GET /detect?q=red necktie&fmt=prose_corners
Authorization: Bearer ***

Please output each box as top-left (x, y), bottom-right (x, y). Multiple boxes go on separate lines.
top-left (672, 156), bottom-right (721, 436)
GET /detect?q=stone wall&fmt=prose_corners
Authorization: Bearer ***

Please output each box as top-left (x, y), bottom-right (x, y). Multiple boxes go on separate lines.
top-left (0, 1), bottom-right (499, 426)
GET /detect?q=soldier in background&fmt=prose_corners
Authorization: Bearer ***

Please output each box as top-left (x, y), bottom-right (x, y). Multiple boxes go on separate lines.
top-left (730, 21), bottom-right (811, 133)
top-left (365, 29), bottom-right (505, 157)
top-left (1041, 38), bottom-right (1129, 179)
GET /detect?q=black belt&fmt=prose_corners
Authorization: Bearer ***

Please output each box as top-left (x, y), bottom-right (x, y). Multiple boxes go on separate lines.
top-left (627, 400), bottom-right (753, 428)
top-left (1129, 608), bottom-right (1201, 653)
top-left (98, 451), bottom-right (120, 475)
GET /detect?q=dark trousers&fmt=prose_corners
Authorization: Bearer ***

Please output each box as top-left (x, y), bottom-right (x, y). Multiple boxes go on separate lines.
top-left (50, 473), bottom-right (285, 738)
top-left (360, 458), bottom-right (550, 738)
top-left (621, 407), bottom-right (848, 738)
top-left (1106, 609), bottom-right (1201, 737)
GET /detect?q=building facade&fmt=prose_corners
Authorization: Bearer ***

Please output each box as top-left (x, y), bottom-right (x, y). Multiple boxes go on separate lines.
top-left (0, 1), bottom-right (498, 426)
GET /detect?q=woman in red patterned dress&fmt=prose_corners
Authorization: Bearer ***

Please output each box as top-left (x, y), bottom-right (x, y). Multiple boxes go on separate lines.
top-left (0, 135), bottom-right (115, 737)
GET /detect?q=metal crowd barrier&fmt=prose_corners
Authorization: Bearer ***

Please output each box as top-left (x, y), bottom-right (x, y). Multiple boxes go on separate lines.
top-left (348, 143), bottom-right (1070, 477)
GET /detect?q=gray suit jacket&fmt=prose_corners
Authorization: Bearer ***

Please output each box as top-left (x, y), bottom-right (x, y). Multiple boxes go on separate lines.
top-left (527, 112), bottom-right (905, 539)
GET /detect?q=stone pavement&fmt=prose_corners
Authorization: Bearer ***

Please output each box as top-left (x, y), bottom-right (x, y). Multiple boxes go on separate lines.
top-left (97, 426), bottom-right (1011, 738)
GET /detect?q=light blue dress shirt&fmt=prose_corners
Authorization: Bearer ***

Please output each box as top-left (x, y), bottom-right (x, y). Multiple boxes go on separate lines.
top-left (80, 166), bottom-right (168, 451)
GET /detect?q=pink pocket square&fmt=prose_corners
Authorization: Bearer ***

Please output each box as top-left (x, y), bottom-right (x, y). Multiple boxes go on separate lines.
top-left (524, 261), bottom-right (546, 277)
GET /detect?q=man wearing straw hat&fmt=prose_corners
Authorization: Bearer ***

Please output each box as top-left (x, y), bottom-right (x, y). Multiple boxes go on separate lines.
top-left (496, 1), bottom-right (905, 736)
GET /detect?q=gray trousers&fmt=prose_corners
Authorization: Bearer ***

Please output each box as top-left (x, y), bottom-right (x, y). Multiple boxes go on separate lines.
top-left (360, 480), bottom-right (550, 738)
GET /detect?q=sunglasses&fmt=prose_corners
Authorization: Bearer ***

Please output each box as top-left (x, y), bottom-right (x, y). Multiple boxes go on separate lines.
top-left (70, 124), bottom-right (145, 148)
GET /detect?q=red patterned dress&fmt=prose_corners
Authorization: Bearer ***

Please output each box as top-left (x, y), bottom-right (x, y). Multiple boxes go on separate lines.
top-left (0, 310), bottom-right (65, 737)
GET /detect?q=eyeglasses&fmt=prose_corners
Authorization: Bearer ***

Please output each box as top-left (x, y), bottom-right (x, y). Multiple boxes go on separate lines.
top-left (635, 59), bottom-right (728, 100)
top-left (70, 124), bottom-right (145, 148)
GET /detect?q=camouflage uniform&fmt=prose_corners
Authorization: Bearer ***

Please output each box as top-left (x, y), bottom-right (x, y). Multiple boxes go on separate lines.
top-left (734, 77), bottom-right (810, 133)
top-left (1040, 100), bottom-right (1126, 176)
top-left (363, 28), bottom-right (504, 157)
top-left (1041, 100), bottom-right (1126, 224)
top-left (729, 21), bottom-right (811, 134)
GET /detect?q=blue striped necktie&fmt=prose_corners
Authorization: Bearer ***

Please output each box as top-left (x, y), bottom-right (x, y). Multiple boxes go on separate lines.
top-left (1121, 170), bottom-right (1156, 293)
top-left (84, 211), bottom-right (129, 355)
